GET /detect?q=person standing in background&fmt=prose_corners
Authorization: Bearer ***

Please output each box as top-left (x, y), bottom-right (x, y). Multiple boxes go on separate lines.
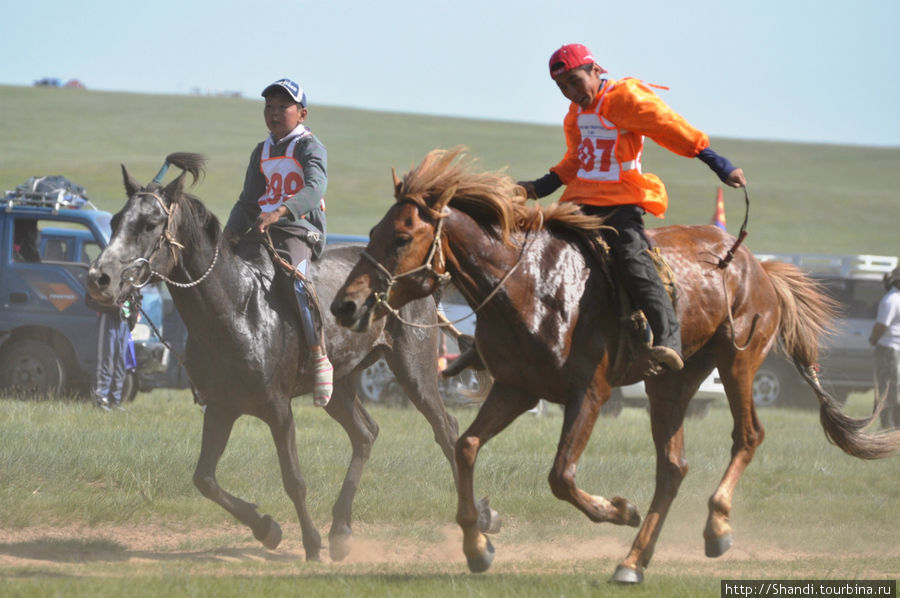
top-left (87, 293), bottom-right (139, 411)
top-left (869, 266), bottom-right (900, 428)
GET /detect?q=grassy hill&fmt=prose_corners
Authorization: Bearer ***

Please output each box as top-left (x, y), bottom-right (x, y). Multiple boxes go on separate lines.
top-left (1, 84), bottom-right (897, 256)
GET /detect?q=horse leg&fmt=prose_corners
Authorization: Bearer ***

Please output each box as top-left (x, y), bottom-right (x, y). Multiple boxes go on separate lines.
top-left (702, 354), bottom-right (765, 558)
top-left (322, 376), bottom-right (379, 561)
top-left (192, 404), bottom-right (283, 550)
top-left (386, 346), bottom-right (460, 482)
top-left (612, 363), bottom-right (708, 584)
top-left (264, 399), bottom-right (322, 561)
top-left (456, 383), bottom-right (536, 573)
top-left (548, 383), bottom-right (642, 526)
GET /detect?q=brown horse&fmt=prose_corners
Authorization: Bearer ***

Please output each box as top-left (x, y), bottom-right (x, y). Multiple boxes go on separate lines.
top-left (331, 148), bottom-right (900, 583)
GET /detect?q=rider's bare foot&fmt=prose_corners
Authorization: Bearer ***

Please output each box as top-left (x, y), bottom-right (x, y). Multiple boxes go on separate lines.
top-left (648, 346), bottom-right (684, 372)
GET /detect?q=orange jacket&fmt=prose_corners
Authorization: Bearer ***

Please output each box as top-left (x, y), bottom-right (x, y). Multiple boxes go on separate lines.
top-left (550, 78), bottom-right (709, 217)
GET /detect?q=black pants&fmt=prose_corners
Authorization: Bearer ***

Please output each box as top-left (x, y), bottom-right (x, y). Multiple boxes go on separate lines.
top-left (580, 205), bottom-right (681, 354)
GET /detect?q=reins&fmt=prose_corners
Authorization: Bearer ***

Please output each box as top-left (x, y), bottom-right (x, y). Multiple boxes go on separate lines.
top-left (715, 185), bottom-right (758, 351)
top-left (122, 190), bottom-right (220, 289)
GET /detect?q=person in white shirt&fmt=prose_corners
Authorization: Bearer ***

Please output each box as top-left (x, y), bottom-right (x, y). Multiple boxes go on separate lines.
top-left (869, 266), bottom-right (900, 428)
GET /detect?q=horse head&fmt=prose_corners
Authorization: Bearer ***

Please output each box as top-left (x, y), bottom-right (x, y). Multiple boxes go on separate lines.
top-left (332, 147), bottom-right (537, 332)
top-left (330, 154), bottom-right (469, 332)
top-left (87, 152), bottom-right (206, 306)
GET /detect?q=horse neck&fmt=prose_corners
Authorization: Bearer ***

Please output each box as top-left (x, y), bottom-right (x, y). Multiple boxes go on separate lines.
top-left (441, 211), bottom-right (541, 310)
top-left (166, 225), bottom-right (253, 326)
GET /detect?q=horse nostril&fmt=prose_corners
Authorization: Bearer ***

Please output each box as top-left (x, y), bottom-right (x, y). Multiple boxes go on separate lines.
top-left (331, 299), bottom-right (357, 324)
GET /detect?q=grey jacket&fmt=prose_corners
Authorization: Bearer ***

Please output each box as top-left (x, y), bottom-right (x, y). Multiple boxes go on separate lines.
top-left (226, 126), bottom-right (327, 256)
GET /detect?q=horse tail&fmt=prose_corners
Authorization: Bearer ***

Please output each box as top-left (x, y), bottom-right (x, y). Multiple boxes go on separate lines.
top-left (164, 152), bottom-right (206, 187)
top-left (763, 260), bottom-right (900, 459)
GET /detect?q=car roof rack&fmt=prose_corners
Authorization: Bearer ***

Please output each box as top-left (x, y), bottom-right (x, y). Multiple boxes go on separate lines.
top-left (756, 253), bottom-right (898, 280)
top-left (1, 189), bottom-right (96, 214)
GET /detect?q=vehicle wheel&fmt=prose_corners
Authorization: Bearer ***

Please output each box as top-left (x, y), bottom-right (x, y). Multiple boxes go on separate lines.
top-left (686, 398), bottom-right (713, 419)
top-left (0, 339), bottom-right (67, 397)
top-left (601, 388), bottom-right (625, 417)
top-left (442, 369), bottom-right (493, 405)
top-left (356, 359), bottom-right (406, 406)
top-left (122, 371), bottom-right (139, 402)
top-left (752, 361), bottom-right (801, 407)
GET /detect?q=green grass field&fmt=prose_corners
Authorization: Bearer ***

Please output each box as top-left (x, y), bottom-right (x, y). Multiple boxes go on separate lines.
top-left (1, 84), bottom-right (897, 256)
top-left (0, 393), bottom-right (897, 597)
top-left (0, 85), bottom-right (898, 596)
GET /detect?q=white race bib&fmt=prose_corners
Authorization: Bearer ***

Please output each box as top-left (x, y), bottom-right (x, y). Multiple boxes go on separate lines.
top-left (257, 135), bottom-right (306, 212)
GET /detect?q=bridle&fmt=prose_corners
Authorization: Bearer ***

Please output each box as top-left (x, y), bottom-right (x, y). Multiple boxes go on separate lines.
top-left (121, 189), bottom-right (220, 290)
top-left (360, 197), bottom-right (452, 313)
top-left (360, 195), bottom-right (542, 329)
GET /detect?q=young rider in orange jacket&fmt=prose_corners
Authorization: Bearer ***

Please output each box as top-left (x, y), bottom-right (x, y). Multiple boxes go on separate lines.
top-left (520, 43), bottom-right (747, 372)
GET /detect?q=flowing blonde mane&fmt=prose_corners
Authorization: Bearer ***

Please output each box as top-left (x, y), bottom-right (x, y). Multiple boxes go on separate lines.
top-left (395, 148), bottom-right (605, 243)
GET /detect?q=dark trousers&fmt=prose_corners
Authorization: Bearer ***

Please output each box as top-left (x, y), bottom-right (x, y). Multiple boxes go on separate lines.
top-left (580, 204), bottom-right (681, 354)
top-left (875, 345), bottom-right (900, 428)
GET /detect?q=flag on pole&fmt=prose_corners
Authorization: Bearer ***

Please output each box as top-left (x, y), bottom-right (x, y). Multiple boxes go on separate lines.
top-left (711, 186), bottom-right (727, 230)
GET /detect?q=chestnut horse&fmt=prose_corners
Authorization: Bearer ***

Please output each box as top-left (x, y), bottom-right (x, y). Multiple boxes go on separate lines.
top-left (85, 152), bottom-right (499, 562)
top-left (331, 148), bottom-right (900, 583)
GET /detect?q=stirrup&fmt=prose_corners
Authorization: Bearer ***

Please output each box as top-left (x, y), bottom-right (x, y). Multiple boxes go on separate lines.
top-left (313, 354), bottom-right (334, 407)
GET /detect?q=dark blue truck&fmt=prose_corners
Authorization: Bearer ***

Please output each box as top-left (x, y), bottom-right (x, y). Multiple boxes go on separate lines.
top-left (0, 180), bottom-right (188, 398)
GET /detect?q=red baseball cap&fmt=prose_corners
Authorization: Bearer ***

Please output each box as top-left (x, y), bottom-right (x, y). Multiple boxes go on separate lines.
top-left (548, 44), bottom-right (606, 78)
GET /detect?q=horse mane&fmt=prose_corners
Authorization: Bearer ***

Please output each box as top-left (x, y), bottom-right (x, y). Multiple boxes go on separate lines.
top-left (396, 148), bottom-right (606, 244)
top-left (158, 152), bottom-right (223, 250)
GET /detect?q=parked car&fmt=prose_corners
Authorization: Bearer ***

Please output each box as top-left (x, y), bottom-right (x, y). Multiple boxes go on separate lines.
top-left (752, 253), bottom-right (898, 408)
top-left (604, 371), bottom-right (724, 419)
top-left (0, 178), bottom-right (177, 399)
top-left (37, 227), bottom-right (180, 398)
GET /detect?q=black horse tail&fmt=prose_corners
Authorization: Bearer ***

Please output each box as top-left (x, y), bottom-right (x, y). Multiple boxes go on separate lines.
top-left (164, 152), bottom-right (206, 187)
top-left (763, 260), bottom-right (900, 459)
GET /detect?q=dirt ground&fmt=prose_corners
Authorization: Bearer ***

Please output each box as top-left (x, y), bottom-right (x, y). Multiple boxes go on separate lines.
top-left (2, 521), bottom-right (897, 579)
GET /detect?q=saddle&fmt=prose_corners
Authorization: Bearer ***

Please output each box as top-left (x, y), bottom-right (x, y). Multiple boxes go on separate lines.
top-left (575, 230), bottom-right (679, 384)
top-left (442, 231), bottom-right (680, 383)
top-left (231, 232), bottom-right (326, 336)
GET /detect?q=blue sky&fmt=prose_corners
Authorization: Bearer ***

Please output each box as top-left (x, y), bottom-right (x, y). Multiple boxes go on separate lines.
top-left (3, 0), bottom-right (898, 147)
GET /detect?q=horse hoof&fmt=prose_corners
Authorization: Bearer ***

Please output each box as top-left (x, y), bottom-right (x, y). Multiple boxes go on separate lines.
top-left (255, 515), bottom-right (283, 550)
top-left (612, 496), bottom-right (642, 527)
top-left (329, 532), bottom-right (354, 562)
top-left (466, 537), bottom-right (495, 573)
top-left (705, 533), bottom-right (733, 558)
top-left (609, 565), bottom-right (644, 585)
top-left (476, 497), bottom-right (502, 534)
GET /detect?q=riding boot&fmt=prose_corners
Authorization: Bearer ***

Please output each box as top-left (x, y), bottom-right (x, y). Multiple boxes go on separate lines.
top-left (586, 205), bottom-right (683, 374)
top-left (294, 279), bottom-right (333, 406)
top-left (642, 292), bottom-right (684, 373)
top-left (618, 249), bottom-right (684, 373)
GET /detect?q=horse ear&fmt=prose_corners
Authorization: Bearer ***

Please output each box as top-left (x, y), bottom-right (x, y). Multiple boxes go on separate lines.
top-left (163, 172), bottom-right (188, 202)
top-left (434, 184), bottom-right (457, 211)
top-left (392, 168), bottom-right (402, 199)
top-left (121, 164), bottom-right (142, 197)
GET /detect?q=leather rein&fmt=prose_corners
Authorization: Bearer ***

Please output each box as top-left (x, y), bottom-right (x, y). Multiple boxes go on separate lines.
top-left (122, 190), bottom-right (220, 290)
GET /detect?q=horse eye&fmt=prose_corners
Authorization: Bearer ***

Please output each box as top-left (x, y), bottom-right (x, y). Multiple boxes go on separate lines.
top-left (394, 236), bottom-right (411, 250)
top-left (145, 222), bottom-right (156, 233)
